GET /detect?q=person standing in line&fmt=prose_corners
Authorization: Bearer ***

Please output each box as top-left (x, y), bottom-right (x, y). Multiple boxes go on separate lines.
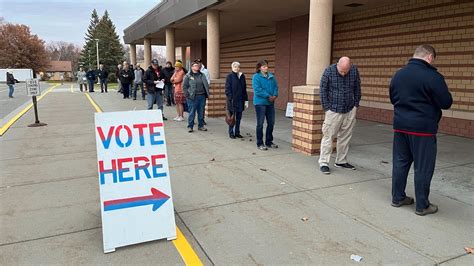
top-left (252, 60), bottom-right (278, 151)
top-left (389, 44), bottom-right (452, 216)
top-left (144, 59), bottom-right (168, 120)
top-left (225, 61), bottom-right (248, 139)
top-left (162, 61), bottom-right (175, 106)
top-left (119, 62), bottom-right (134, 99)
top-left (183, 60), bottom-right (210, 132)
top-left (76, 67), bottom-right (87, 92)
top-left (116, 64), bottom-right (123, 93)
top-left (133, 63), bottom-right (145, 100)
top-left (86, 67), bottom-right (96, 92)
top-left (318, 56), bottom-right (361, 175)
top-left (6, 69), bottom-right (18, 98)
top-left (171, 60), bottom-right (186, 121)
top-left (98, 63), bottom-right (109, 93)
top-left (191, 59), bottom-right (210, 125)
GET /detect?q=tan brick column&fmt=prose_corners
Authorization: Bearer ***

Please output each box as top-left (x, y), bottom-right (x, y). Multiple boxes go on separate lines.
top-left (292, 0), bottom-right (333, 155)
top-left (207, 9), bottom-right (220, 79)
top-left (166, 28), bottom-right (175, 63)
top-left (180, 46), bottom-right (187, 66)
top-left (144, 38), bottom-right (152, 67)
top-left (205, 79), bottom-right (226, 117)
top-left (129, 44), bottom-right (137, 66)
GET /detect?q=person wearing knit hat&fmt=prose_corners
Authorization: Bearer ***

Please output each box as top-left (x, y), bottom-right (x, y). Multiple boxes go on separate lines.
top-left (6, 69), bottom-right (19, 98)
top-left (171, 60), bottom-right (186, 121)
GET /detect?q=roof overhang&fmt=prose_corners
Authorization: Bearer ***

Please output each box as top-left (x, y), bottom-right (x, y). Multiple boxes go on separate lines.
top-left (124, 0), bottom-right (401, 46)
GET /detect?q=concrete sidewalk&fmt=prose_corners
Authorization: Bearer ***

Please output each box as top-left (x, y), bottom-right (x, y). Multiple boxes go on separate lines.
top-left (1, 83), bottom-right (473, 265)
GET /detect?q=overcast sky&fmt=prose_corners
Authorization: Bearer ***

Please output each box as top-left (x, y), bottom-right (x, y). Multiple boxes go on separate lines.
top-left (1, 0), bottom-right (159, 46)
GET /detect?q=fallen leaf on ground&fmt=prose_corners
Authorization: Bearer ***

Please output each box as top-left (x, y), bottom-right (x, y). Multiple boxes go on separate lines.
top-left (249, 139), bottom-right (253, 142)
top-left (465, 247), bottom-right (474, 253)
top-left (210, 158), bottom-right (215, 162)
top-left (280, 182), bottom-right (286, 185)
top-left (380, 160), bottom-right (389, 164)
top-left (260, 168), bottom-right (268, 171)
top-left (251, 152), bottom-right (256, 155)
top-left (301, 217), bottom-right (309, 222)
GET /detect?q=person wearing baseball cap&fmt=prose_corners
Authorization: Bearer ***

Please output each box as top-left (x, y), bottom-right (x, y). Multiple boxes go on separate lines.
top-left (143, 59), bottom-right (168, 120)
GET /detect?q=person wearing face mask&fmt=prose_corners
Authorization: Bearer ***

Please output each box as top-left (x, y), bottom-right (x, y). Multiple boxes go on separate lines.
top-left (225, 61), bottom-right (248, 139)
top-left (318, 56), bottom-right (361, 175)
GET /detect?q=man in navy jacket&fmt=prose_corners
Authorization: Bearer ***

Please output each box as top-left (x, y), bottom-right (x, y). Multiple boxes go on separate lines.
top-left (389, 44), bottom-right (452, 216)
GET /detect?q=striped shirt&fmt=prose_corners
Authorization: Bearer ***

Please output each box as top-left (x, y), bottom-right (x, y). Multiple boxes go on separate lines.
top-left (320, 64), bottom-right (361, 113)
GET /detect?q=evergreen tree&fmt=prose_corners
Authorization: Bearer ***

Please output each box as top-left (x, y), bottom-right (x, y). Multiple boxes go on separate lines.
top-left (79, 9), bottom-right (124, 81)
top-left (79, 9), bottom-right (100, 69)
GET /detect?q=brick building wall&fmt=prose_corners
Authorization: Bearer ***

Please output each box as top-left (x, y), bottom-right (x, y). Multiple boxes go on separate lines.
top-left (219, 29), bottom-right (277, 106)
top-left (332, 0), bottom-right (474, 138)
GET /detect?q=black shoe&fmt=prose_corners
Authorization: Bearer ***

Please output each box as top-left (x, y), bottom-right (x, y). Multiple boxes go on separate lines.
top-left (188, 128), bottom-right (193, 133)
top-left (266, 143), bottom-right (278, 149)
top-left (163, 117), bottom-right (168, 121)
top-left (166, 104), bottom-right (171, 106)
top-left (235, 134), bottom-right (243, 138)
top-left (133, 98), bottom-right (136, 100)
top-left (101, 91), bottom-right (104, 93)
top-left (229, 134), bottom-right (236, 139)
top-left (320, 166), bottom-right (330, 175)
top-left (391, 196), bottom-right (414, 207)
top-left (198, 127), bottom-right (207, 131)
top-left (334, 163), bottom-right (356, 170)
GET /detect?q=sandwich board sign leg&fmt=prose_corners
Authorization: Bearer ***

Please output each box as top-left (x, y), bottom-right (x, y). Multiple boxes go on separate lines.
top-left (94, 109), bottom-right (176, 253)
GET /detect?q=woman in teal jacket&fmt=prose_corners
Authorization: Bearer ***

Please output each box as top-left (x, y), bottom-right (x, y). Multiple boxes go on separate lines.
top-left (252, 60), bottom-right (279, 151)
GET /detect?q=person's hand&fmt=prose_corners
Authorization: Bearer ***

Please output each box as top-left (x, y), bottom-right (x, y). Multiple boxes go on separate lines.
top-left (244, 101), bottom-right (249, 109)
top-left (154, 80), bottom-right (159, 84)
top-left (269, 96), bottom-right (277, 102)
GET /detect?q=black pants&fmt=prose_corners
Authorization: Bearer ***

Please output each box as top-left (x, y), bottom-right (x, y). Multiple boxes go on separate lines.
top-left (392, 132), bottom-right (437, 212)
top-left (122, 83), bottom-right (130, 98)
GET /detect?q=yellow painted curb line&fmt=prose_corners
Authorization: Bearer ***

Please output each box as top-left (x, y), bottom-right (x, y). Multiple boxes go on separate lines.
top-left (84, 92), bottom-right (203, 265)
top-left (0, 84), bottom-right (60, 136)
top-left (84, 92), bottom-right (103, 113)
top-left (173, 226), bottom-right (204, 266)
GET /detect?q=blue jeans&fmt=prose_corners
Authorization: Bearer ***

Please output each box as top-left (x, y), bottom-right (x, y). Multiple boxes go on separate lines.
top-left (8, 84), bottom-right (14, 97)
top-left (228, 111), bottom-right (242, 136)
top-left (187, 94), bottom-right (206, 129)
top-left (147, 91), bottom-right (164, 113)
top-left (88, 80), bottom-right (95, 92)
top-left (392, 132), bottom-right (437, 212)
top-left (133, 82), bottom-right (144, 99)
top-left (255, 104), bottom-right (275, 147)
top-left (100, 79), bottom-right (108, 92)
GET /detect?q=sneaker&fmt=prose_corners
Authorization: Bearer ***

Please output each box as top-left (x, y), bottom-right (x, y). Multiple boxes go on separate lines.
top-left (391, 196), bottom-right (414, 207)
top-left (267, 143), bottom-right (278, 149)
top-left (320, 166), bottom-right (330, 175)
top-left (334, 163), bottom-right (356, 170)
top-left (415, 204), bottom-right (438, 216)
top-left (198, 127), bottom-right (207, 131)
top-left (188, 128), bottom-right (193, 133)
top-left (235, 134), bottom-right (244, 138)
top-left (229, 134), bottom-right (236, 139)
top-left (258, 145), bottom-right (268, 151)
top-left (177, 117), bottom-right (185, 122)
top-left (173, 117), bottom-right (179, 121)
